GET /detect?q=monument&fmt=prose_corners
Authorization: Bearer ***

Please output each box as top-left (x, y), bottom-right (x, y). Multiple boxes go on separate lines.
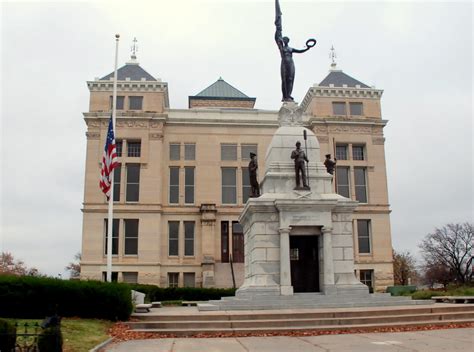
top-left (198, 0), bottom-right (427, 311)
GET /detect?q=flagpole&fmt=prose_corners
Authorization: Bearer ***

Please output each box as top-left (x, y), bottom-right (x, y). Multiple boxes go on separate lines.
top-left (107, 34), bottom-right (120, 282)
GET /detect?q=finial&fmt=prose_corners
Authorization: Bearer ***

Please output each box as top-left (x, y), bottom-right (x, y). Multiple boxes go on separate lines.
top-left (329, 45), bottom-right (337, 69)
top-left (131, 37), bottom-right (138, 60)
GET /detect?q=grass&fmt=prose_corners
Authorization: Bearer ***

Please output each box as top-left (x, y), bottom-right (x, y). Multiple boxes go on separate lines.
top-left (161, 300), bottom-right (183, 306)
top-left (401, 285), bottom-right (474, 300)
top-left (4, 318), bottom-right (113, 352)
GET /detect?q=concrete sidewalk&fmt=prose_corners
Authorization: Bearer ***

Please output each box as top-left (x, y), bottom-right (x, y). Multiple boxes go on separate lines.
top-left (104, 327), bottom-right (473, 352)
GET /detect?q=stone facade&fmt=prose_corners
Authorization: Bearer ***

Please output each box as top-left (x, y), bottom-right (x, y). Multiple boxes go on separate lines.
top-left (80, 62), bottom-right (394, 292)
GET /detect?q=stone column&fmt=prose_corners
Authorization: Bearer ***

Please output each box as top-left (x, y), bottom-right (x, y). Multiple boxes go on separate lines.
top-left (279, 227), bottom-right (293, 295)
top-left (322, 226), bottom-right (336, 294)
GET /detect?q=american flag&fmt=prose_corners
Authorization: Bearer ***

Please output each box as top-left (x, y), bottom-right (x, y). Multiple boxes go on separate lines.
top-left (99, 116), bottom-right (118, 200)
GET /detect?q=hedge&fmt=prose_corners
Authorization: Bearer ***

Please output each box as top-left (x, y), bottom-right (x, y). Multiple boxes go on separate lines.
top-left (0, 275), bottom-right (132, 321)
top-left (386, 285), bottom-right (417, 296)
top-left (128, 284), bottom-right (236, 302)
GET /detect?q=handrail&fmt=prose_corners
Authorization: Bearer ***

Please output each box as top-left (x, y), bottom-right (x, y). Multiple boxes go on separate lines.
top-left (229, 254), bottom-right (236, 289)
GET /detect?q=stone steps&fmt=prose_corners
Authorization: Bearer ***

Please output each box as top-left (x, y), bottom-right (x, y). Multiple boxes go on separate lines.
top-left (129, 305), bottom-right (474, 336)
top-left (200, 293), bottom-right (430, 311)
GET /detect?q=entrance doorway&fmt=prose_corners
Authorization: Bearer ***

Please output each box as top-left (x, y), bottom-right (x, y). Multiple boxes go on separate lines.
top-left (290, 235), bottom-right (319, 292)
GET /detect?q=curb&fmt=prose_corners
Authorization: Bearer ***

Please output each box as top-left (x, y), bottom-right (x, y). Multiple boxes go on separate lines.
top-left (89, 337), bottom-right (114, 352)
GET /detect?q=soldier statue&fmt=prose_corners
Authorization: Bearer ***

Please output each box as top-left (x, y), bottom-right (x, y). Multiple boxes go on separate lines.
top-left (324, 154), bottom-right (337, 175)
top-left (248, 152), bottom-right (260, 197)
top-left (291, 141), bottom-right (309, 189)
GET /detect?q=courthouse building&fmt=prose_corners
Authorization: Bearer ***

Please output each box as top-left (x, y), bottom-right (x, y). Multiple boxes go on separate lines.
top-left (80, 53), bottom-right (394, 291)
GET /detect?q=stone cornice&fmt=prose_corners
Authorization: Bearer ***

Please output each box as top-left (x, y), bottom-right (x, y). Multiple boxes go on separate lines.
top-left (301, 86), bottom-right (384, 112)
top-left (87, 80), bottom-right (168, 92)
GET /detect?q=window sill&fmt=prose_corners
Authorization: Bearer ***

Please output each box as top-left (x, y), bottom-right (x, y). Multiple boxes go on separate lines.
top-left (124, 254), bottom-right (138, 257)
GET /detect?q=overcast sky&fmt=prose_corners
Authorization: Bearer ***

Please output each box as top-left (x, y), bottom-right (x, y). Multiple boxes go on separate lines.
top-left (1, 0), bottom-right (472, 277)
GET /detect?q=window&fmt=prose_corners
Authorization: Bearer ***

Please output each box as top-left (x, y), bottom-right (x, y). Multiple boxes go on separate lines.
top-left (168, 272), bottom-right (179, 288)
top-left (184, 221), bottom-right (195, 256)
top-left (124, 219), bottom-right (138, 255)
top-left (336, 145), bottom-right (348, 160)
top-left (332, 102), bottom-right (346, 115)
top-left (352, 145), bottom-right (365, 160)
top-left (242, 168), bottom-right (251, 204)
top-left (129, 96), bottom-right (143, 110)
top-left (122, 272), bottom-right (138, 284)
top-left (169, 167), bottom-right (179, 204)
top-left (354, 167), bottom-right (368, 203)
top-left (110, 96), bottom-right (124, 110)
top-left (183, 273), bottom-right (195, 288)
top-left (184, 143), bottom-right (196, 160)
top-left (232, 222), bottom-right (244, 263)
top-left (241, 144), bottom-right (257, 161)
top-left (104, 219), bottom-right (119, 255)
top-left (168, 221), bottom-right (179, 256)
top-left (126, 164), bottom-right (140, 202)
top-left (360, 269), bottom-right (374, 292)
top-left (221, 144), bottom-right (237, 161)
top-left (221, 221), bottom-right (229, 263)
top-left (185, 167), bottom-right (194, 204)
top-left (116, 140), bottom-right (123, 157)
top-left (222, 168), bottom-right (237, 204)
top-left (170, 143), bottom-right (180, 160)
top-left (102, 272), bottom-right (118, 282)
top-left (336, 167), bottom-right (350, 198)
top-left (350, 102), bottom-right (363, 116)
top-left (113, 164), bottom-right (121, 202)
top-left (127, 141), bottom-right (141, 157)
top-left (357, 220), bottom-right (371, 254)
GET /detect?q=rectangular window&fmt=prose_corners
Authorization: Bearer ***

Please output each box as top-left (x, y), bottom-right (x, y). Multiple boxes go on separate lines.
top-left (184, 143), bottom-right (196, 160)
top-left (115, 140), bottom-right (123, 157)
top-left (232, 222), bottom-right (244, 263)
top-left (336, 144), bottom-right (348, 160)
top-left (122, 272), bottom-right (138, 284)
top-left (242, 168), bottom-right (251, 204)
top-left (360, 269), bottom-right (374, 292)
top-left (127, 141), bottom-right (141, 157)
top-left (113, 164), bottom-right (121, 202)
top-left (102, 272), bottom-right (118, 282)
top-left (354, 167), bottom-right (368, 203)
top-left (350, 102), bottom-right (363, 116)
top-left (222, 168), bottom-right (237, 204)
top-left (129, 96), bottom-right (143, 110)
top-left (169, 143), bottom-right (180, 160)
top-left (184, 167), bottom-right (194, 204)
top-left (168, 272), bottom-right (179, 288)
top-left (221, 221), bottom-right (229, 263)
top-left (126, 164), bottom-right (140, 202)
top-left (332, 102), bottom-right (346, 115)
top-left (183, 273), bottom-right (195, 288)
top-left (104, 219), bottom-right (119, 255)
top-left (168, 221), bottom-right (179, 256)
top-left (357, 220), bottom-right (371, 254)
top-left (184, 221), bottom-right (195, 256)
top-left (221, 144), bottom-right (237, 161)
top-left (352, 145), bottom-right (365, 160)
top-left (124, 219), bottom-right (138, 255)
top-left (241, 144), bottom-right (257, 161)
top-left (169, 167), bottom-right (180, 204)
top-left (336, 167), bottom-right (350, 198)
top-left (110, 96), bottom-right (125, 110)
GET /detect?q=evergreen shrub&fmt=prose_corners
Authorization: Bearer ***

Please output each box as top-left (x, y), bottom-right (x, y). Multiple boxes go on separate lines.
top-left (0, 318), bottom-right (16, 352)
top-left (128, 284), bottom-right (236, 302)
top-left (0, 275), bottom-right (132, 321)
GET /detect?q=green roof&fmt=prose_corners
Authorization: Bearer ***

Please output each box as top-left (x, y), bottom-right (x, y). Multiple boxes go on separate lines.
top-left (194, 77), bottom-right (251, 99)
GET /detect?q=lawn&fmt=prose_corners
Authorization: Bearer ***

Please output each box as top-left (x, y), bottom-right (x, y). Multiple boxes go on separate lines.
top-left (5, 318), bottom-right (113, 352)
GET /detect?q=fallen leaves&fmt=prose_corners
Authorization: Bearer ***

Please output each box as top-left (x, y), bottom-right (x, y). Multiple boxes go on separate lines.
top-left (107, 322), bottom-right (474, 341)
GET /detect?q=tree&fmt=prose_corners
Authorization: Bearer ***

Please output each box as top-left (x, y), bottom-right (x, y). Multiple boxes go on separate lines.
top-left (0, 252), bottom-right (41, 276)
top-left (392, 249), bottom-right (418, 285)
top-left (419, 222), bottom-right (473, 284)
top-left (421, 260), bottom-right (456, 288)
top-left (65, 252), bottom-right (81, 278)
